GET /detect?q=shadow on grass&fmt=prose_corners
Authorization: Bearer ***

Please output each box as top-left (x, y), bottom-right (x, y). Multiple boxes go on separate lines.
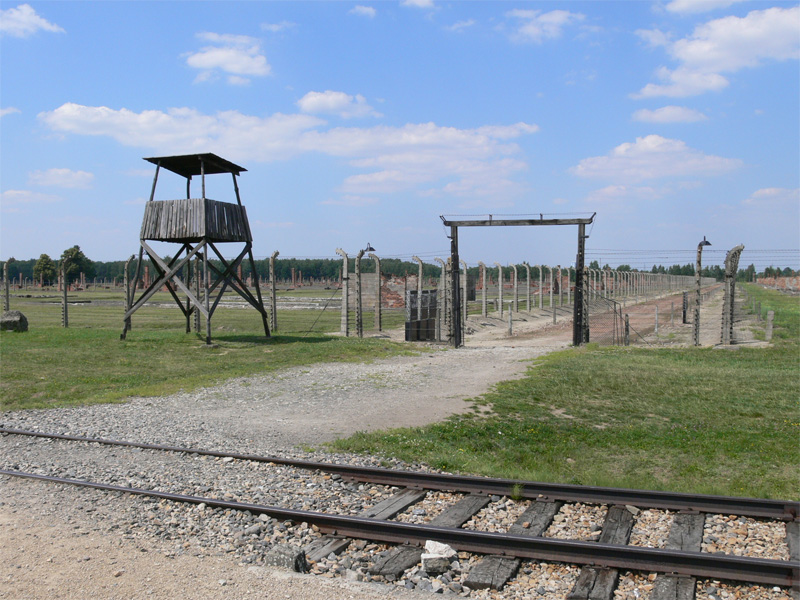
top-left (202, 333), bottom-right (338, 345)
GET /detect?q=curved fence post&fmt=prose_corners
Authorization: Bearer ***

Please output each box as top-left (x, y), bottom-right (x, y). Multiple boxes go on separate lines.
top-left (412, 255), bottom-right (423, 322)
top-left (355, 249), bottom-right (365, 338)
top-left (335, 248), bottom-right (349, 337)
top-left (494, 262), bottom-right (504, 319)
top-left (369, 252), bottom-right (381, 331)
top-left (478, 261), bottom-right (487, 318)
top-left (269, 250), bottom-right (279, 332)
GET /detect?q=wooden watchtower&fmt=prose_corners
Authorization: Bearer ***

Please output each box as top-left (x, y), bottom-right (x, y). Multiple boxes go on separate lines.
top-left (121, 153), bottom-right (270, 344)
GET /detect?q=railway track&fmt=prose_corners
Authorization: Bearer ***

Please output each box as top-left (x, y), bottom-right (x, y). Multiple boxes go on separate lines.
top-left (2, 427), bottom-right (798, 598)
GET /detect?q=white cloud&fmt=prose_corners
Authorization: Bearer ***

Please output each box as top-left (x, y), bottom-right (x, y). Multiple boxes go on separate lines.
top-left (742, 187), bottom-right (800, 206)
top-left (261, 21), bottom-right (295, 32)
top-left (571, 134), bottom-right (742, 181)
top-left (29, 168), bottom-right (94, 189)
top-left (635, 7), bottom-right (800, 98)
top-left (39, 103), bottom-right (538, 200)
top-left (401, 0), bottom-right (434, 8)
top-left (297, 90), bottom-right (381, 119)
top-left (185, 32), bottom-right (270, 84)
top-left (350, 6), bottom-right (376, 18)
top-left (665, 0), bottom-right (748, 15)
top-left (585, 185), bottom-right (664, 204)
top-left (445, 20), bottom-right (475, 33)
top-left (0, 3), bottom-right (63, 37)
top-left (1, 189), bottom-right (61, 209)
top-left (0, 107), bottom-right (20, 118)
top-left (504, 9), bottom-right (584, 44)
top-left (632, 105), bottom-right (708, 123)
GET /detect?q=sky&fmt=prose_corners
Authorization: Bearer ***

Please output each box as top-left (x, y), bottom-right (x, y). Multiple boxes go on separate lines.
top-left (1, 0), bottom-right (798, 270)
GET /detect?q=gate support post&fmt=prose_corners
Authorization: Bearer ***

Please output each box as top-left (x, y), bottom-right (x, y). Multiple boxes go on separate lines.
top-left (450, 225), bottom-right (462, 348)
top-left (573, 222), bottom-right (588, 346)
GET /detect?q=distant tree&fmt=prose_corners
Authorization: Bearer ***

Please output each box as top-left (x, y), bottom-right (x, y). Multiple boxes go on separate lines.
top-left (588, 260), bottom-right (600, 270)
top-left (616, 264), bottom-right (632, 272)
top-left (59, 245), bottom-right (95, 282)
top-left (33, 254), bottom-right (57, 282)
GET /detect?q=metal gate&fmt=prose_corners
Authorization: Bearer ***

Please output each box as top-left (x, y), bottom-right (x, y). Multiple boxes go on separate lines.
top-left (405, 289), bottom-right (437, 341)
top-left (586, 295), bottom-right (624, 346)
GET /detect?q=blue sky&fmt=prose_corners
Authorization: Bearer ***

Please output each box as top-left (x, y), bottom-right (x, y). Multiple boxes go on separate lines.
top-left (1, 0), bottom-right (798, 269)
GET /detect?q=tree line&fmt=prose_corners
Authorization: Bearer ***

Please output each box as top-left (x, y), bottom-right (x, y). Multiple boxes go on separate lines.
top-left (1, 248), bottom-right (796, 285)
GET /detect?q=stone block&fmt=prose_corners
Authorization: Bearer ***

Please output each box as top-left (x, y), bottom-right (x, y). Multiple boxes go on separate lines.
top-left (264, 544), bottom-right (308, 572)
top-left (1, 310), bottom-right (28, 332)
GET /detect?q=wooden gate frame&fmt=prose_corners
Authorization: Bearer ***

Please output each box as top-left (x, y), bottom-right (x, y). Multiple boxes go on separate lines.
top-left (121, 153), bottom-right (269, 344)
top-left (439, 213), bottom-right (595, 347)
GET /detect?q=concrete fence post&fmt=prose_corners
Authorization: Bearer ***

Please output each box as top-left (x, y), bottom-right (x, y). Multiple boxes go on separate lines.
top-left (566, 267), bottom-right (571, 305)
top-left (522, 262), bottom-right (531, 313)
top-left (460, 259), bottom-right (468, 325)
top-left (3, 261), bottom-right (9, 312)
top-left (412, 255), bottom-right (423, 322)
top-left (765, 310), bottom-right (774, 341)
top-left (507, 302), bottom-right (513, 336)
top-left (335, 248), bottom-right (349, 336)
top-left (478, 261), bottom-right (487, 318)
top-left (434, 257), bottom-right (446, 341)
top-left (61, 259), bottom-right (70, 328)
top-left (355, 249), bottom-right (365, 338)
top-left (369, 253), bottom-right (381, 331)
top-left (655, 305), bottom-right (659, 335)
top-left (511, 263), bottom-right (518, 313)
top-left (494, 262), bottom-right (504, 319)
top-left (269, 251), bottom-right (279, 332)
top-left (123, 254), bottom-right (134, 335)
top-left (557, 265), bottom-right (563, 307)
top-left (548, 266), bottom-right (554, 320)
top-left (538, 264), bottom-right (544, 310)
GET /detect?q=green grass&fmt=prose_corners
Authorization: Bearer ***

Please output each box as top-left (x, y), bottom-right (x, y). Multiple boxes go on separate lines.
top-left (0, 289), bottom-right (414, 410)
top-left (332, 285), bottom-right (800, 499)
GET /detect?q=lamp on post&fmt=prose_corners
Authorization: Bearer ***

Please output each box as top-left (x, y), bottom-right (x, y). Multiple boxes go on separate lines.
top-left (693, 236), bottom-right (711, 346)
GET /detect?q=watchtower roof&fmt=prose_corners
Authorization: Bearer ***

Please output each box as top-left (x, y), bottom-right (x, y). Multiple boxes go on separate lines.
top-left (143, 153), bottom-right (247, 179)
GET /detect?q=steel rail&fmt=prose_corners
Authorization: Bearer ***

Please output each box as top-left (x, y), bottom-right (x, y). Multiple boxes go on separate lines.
top-left (2, 469), bottom-right (796, 587)
top-left (2, 427), bottom-right (797, 520)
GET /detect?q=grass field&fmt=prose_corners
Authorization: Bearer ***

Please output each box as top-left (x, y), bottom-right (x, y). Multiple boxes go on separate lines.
top-left (332, 284), bottom-right (800, 500)
top-left (0, 288), bottom-right (412, 411)
top-left (2, 284), bottom-right (797, 499)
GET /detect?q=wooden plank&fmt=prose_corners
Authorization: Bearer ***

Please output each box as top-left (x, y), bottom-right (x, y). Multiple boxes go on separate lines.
top-left (304, 536), bottom-right (351, 563)
top-left (567, 566), bottom-right (619, 600)
top-left (651, 575), bottom-right (696, 600)
top-left (567, 506), bottom-right (634, 600)
top-left (665, 513), bottom-right (705, 552)
top-left (441, 217), bottom-right (594, 228)
top-left (651, 512), bottom-right (705, 600)
top-left (462, 555), bottom-right (520, 591)
top-left (429, 494), bottom-right (491, 529)
top-left (598, 505), bottom-right (635, 545)
top-left (368, 545), bottom-right (422, 577)
top-left (508, 500), bottom-right (563, 536)
top-left (361, 488), bottom-right (428, 520)
top-left (305, 488), bottom-right (427, 565)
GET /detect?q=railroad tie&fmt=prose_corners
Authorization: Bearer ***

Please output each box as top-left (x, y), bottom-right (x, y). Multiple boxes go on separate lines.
top-left (369, 494), bottom-right (490, 578)
top-left (566, 505), bottom-right (635, 600)
top-left (650, 511), bottom-right (705, 600)
top-left (305, 488), bottom-right (427, 563)
top-left (463, 499), bottom-right (563, 591)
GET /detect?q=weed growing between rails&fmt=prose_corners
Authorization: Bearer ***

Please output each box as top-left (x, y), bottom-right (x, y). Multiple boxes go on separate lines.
top-left (332, 328), bottom-right (800, 500)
